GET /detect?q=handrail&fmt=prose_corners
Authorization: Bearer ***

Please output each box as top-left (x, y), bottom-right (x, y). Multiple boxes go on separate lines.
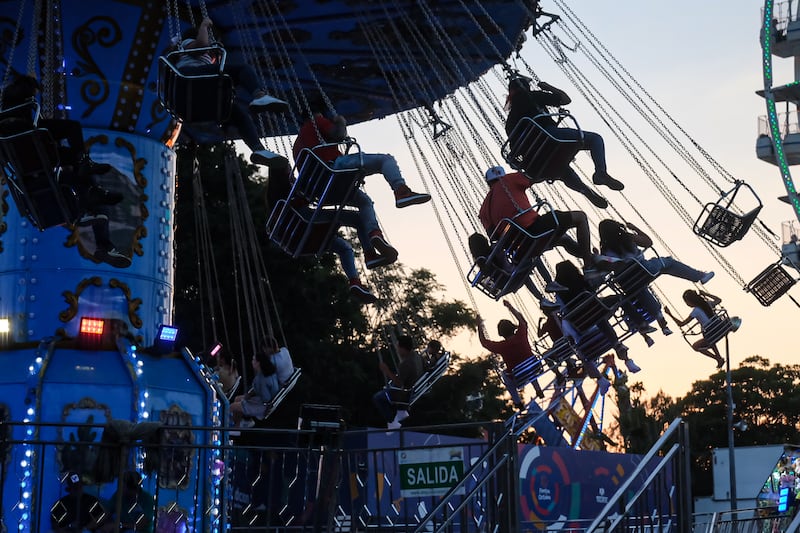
top-left (587, 417), bottom-right (690, 532)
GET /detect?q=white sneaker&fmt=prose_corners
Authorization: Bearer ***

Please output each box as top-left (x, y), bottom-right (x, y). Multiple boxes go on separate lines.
top-left (77, 213), bottom-right (108, 226)
top-left (239, 419), bottom-right (255, 429)
top-left (250, 150), bottom-right (288, 167)
top-left (700, 271), bottom-right (715, 284)
top-left (597, 377), bottom-right (611, 395)
top-left (249, 94), bottom-right (289, 113)
top-left (394, 410), bottom-right (410, 422)
top-left (625, 359), bottom-right (641, 373)
top-left (95, 248), bottom-right (132, 268)
top-left (387, 421), bottom-right (402, 430)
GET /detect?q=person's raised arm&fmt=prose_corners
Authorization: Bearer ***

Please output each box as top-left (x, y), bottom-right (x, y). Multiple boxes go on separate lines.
top-left (378, 359), bottom-right (399, 383)
top-left (503, 299), bottom-right (526, 326)
top-left (537, 81), bottom-right (571, 106)
top-left (626, 221), bottom-right (653, 248)
top-left (699, 290), bottom-right (722, 307)
top-left (186, 17), bottom-right (213, 49)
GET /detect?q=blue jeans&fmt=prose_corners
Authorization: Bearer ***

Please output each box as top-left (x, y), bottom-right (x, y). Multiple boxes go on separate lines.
top-left (334, 153), bottom-right (405, 191)
top-left (329, 236), bottom-right (357, 279)
top-left (372, 388), bottom-right (395, 422)
top-left (544, 126), bottom-right (607, 173)
top-left (645, 256), bottom-right (705, 282)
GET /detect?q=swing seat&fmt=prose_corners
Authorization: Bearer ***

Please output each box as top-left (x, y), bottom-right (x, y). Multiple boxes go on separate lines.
top-left (293, 144), bottom-right (364, 206)
top-left (467, 205), bottom-right (560, 300)
top-left (606, 256), bottom-right (660, 296)
top-left (257, 367), bottom-right (302, 421)
top-left (0, 127), bottom-right (79, 230)
top-left (745, 261), bottom-right (796, 306)
top-left (693, 181), bottom-right (763, 247)
top-left (387, 350), bottom-right (451, 410)
top-left (502, 113), bottom-right (583, 181)
top-left (157, 47), bottom-right (234, 124)
top-left (572, 327), bottom-right (616, 362)
top-left (680, 308), bottom-right (737, 347)
top-left (560, 291), bottom-right (617, 336)
top-left (266, 144), bottom-right (365, 258)
top-left (265, 201), bottom-right (341, 258)
top-left (511, 338), bottom-right (574, 388)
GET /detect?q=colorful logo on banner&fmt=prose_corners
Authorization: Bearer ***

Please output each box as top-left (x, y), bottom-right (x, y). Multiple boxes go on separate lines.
top-left (518, 446), bottom-right (639, 531)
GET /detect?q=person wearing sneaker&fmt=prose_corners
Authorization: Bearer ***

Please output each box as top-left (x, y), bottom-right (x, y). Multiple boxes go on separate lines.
top-left (664, 290), bottom-right (733, 369)
top-left (76, 213), bottom-right (132, 268)
top-left (265, 160), bottom-right (392, 302)
top-left (230, 351), bottom-right (280, 426)
top-left (468, 232), bottom-right (555, 300)
top-left (479, 166), bottom-right (598, 269)
top-left (598, 218), bottom-right (714, 337)
top-left (554, 260), bottom-right (636, 368)
top-left (1, 74), bottom-right (113, 179)
top-left (293, 94), bottom-right (431, 209)
top-left (372, 335), bottom-right (424, 429)
top-left (505, 76), bottom-right (622, 207)
top-left (171, 17), bottom-right (288, 167)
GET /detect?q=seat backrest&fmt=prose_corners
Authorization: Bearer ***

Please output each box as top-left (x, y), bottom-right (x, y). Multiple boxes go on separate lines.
top-left (502, 114), bottom-right (582, 180)
top-left (294, 147), bottom-right (363, 206)
top-left (157, 53), bottom-right (233, 123)
top-left (561, 291), bottom-right (615, 334)
top-left (0, 128), bottom-right (60, 176)
top-left (262, 367), bottom-right (302, 420)
top-left (266, 201), bottom-right (339, 258)
top-left (746, 261), bottom-right (797, 306)
top-left (608, 257), bottom-right (659, 296)
top-left (386, 351), bottom-right (451, 409)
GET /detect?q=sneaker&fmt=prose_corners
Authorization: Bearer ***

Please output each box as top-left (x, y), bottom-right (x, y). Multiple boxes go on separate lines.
top-left (394, 184), bottom-right (431, 208)
top-left (250, 150), bottom-right (288, 167)
top-left (625, 359), bottom-right (641, 373)
top-left (661, 326), bottom-right (673, 336)
top-left (539, 298), bottom-right (560, 311)
top-left (249, 93), bottom-right (289, 113)
top-left (638, 324), bottom-right (657, 334)
top-left (239, 419), bottom-right (256, 429)
top-left (94, 248), bottom-right (132, 268)
top-left (583, 188), bottom-right (609, 209)
top-left (387, 421), bottom-right (402, 430)
top-left (592, 171), bottom-right (624, 191)
top-left (348, 280), bottom-right (377, 304)
top-left (86, 186), bottom-right (123, 206)
top-left (544, 281), bottom-right (568, 293)
top-left (643, 334), bottom-right (655, 347)
top-left (716, 356), bottom-right (725, 369)
top-left (369, 231), bottom-right (399, 262)
top-left (364, 250), bottom-right (397, 270)
top-left (394, 409), bottom-right (410, 422)
top-left (700, 271), bottom-right (715, 284)
top-left (77, 212), bottom-right (108, 226)
top-left (597, 377), bottom-right (611, 395)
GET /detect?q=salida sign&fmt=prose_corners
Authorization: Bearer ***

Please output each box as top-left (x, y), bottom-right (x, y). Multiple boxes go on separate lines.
top-left (398, 447), bottom-right (466, 497)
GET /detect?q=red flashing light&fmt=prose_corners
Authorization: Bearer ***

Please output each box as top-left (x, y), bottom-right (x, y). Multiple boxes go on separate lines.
top-left (80, 318), bottom-right (105, 336)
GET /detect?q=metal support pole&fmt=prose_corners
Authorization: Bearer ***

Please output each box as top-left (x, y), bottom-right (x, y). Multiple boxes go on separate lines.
top-left (725, 336), bottom-right (738, 516)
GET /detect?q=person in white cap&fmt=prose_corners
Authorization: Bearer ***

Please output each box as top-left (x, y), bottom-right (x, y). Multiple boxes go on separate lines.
top-left (479, 165), bottom-right (598, 269)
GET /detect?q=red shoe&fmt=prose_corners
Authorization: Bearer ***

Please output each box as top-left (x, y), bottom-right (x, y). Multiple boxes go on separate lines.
top-left (394, 184), bottom-right (431, 208)
top-left (348, 279), bottom-right (377, 304)
top-left (366, 231), bottom-right (398, 269)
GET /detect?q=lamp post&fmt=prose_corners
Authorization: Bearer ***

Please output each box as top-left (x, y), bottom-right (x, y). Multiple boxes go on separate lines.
top-left (724, 335), bottom-right (738, 515)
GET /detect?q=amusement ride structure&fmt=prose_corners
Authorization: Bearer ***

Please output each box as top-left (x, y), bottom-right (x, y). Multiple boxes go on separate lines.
top-left (0, 0), bottom-right (798, 531)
